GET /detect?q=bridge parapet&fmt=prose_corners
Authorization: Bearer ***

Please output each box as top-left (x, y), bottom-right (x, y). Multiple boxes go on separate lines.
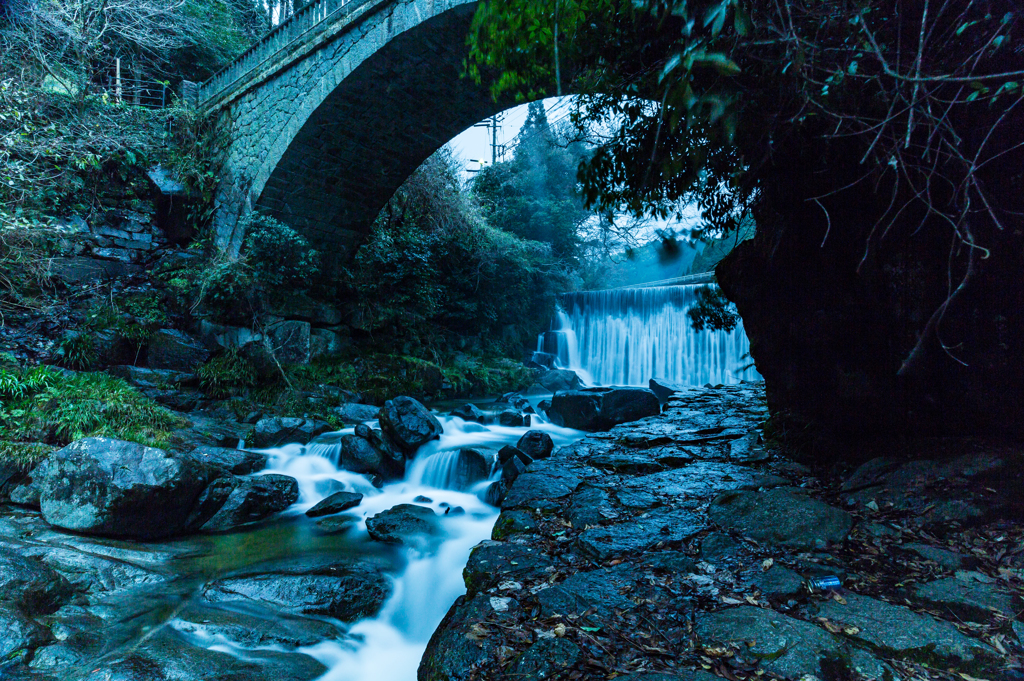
top-left (199, 0), bottom-right (379, 109)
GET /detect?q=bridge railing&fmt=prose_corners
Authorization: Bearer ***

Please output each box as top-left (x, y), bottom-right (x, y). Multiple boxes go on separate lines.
top-left (198, 0), bottom-right (374, 106)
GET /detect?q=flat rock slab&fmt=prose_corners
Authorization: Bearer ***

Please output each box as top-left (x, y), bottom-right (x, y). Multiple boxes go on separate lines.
top-left (502, 459), bottom-right (588, 510)
top-left (464, 541), bottom-right (551, 595)
top-left (806, 592), bottom-right (994, 664)
top-left (535, 565), bottom-right (640, 622)
top-left (201, 560), bottom-right (390, 622)
top-left (750, 565), bottom-right (806, 600)
top-left (709, 487), bottom-right (853, 549)
top-left (910, 574), bottom-right (1021, 622)
top-left (577, 507), bottom-right (703, 560)
top-left (697, 606), bottom-right (889, 679)
top-left (511, 637), bottom-right (582, 678)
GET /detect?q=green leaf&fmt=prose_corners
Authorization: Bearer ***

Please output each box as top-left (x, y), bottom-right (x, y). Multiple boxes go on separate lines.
top-left (693, 53), bottom-right (741, 76)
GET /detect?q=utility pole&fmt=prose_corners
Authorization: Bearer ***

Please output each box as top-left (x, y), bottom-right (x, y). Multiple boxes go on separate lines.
top-left (472, 113), bottom-right (505, 165)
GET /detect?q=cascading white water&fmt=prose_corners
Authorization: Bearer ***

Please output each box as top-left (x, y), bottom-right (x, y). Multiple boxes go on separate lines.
top-left (191, 413), bottom-right (583, 681)
top-left (542, 285), bottom-right (760, 387)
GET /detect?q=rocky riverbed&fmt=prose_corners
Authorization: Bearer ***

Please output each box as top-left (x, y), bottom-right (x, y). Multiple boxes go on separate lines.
top-left (421, 383), bottom-right (1024, 681)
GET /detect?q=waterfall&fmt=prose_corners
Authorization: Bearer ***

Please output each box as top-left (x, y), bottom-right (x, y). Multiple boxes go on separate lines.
top-left (541, 285), bottom-right (760, 387)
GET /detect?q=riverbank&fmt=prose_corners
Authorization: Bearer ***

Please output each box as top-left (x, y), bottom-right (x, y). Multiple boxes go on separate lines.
top-left (421, 382), bottom-right (1024, 681)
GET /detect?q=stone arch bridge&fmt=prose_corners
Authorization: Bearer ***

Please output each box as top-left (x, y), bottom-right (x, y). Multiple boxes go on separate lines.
top-left (200, 0), bottom-right (515, 257)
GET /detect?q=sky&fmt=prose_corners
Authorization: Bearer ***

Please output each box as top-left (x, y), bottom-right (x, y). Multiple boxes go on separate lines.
top-left (446, 96), bottom-right (703, 245)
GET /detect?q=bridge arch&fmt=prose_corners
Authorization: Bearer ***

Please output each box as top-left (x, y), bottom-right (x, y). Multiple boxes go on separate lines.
top-left (202, 0), bottom-right (527, 257)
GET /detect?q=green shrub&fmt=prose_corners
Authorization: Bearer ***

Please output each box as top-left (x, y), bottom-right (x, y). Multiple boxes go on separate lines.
top-left (241, 213), bottom-right (320, 289)
top-left (193, 256), bottom-right (257, 324)
top-left (55, 332), bottom-right (96, 370)
top-left (687, 285), bottom-right (740, 332)
top-left (0, 365), bottom-right (185, 449)
top-left (197, 351), bottom-right (257, 398)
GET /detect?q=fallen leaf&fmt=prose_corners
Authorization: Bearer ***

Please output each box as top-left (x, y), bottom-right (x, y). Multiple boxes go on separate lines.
top-left (832, 593), bottom-right (847, 605)
top-left (554, 623), bottom-right (566, 637)
top-left (489, 596), bottom-right (511, 612)
top-left (466, 624), bottom-right (489, 640)
top-left (761, 558), bottom-right (774, 571)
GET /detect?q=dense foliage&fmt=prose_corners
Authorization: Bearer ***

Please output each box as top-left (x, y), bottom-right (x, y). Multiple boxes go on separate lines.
top-left (348, 149), bottom-right (572, 359)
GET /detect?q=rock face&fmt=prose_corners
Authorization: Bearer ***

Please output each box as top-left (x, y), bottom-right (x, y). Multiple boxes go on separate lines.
top-left (910, 573), bottom-right (1021, 622)
top-left (251, 417), bottom-right (333, 448)
top-left (378, 396), bottom-right (442, 454)
top-left (365, 504), bottom-right (439, 544)
top-left (186, 445), bottom-right (268, 475)
top-left (708, 488), bottom-right (853, 549)
top-left (39, 437), bottom-right (213, 539)
top-left (146, 328), bottom-right (210, 372)
top-left (0, 548), bottom-right (73, 615)
top-left (547, 388), bottom-right (661, 430)
top-left (331, 403), bottom-right (380, 423)
top-left (715, 136), bottom-right (1024, 440)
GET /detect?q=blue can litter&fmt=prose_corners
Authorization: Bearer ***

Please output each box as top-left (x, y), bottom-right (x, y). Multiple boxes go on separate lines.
top-left (808, 575), bottom-right (842, 592)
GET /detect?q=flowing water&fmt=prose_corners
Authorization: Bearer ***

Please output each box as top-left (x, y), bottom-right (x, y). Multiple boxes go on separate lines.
top-left (192, 410), bottom-right (586, 681)
top-left (539, 285), bottom-right (760, 387)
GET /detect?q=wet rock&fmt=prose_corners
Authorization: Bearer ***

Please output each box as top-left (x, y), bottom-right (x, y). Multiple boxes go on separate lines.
top-left (620, 463), bottom-right (787, 510)
top-left (588, 452), bottom-right (664, 474)
top-left (537, 369), bottom-right (582, 393)
top-left (548, 388), bottom-right (662, 430)
top-left (107, 364), bottom-right (195, 389)
top-left (709, 488), bottom-right (853, 549)
top-left (366, 504), bottom-right (439, 544)
top-left (511, 637), bottom-right (581, 678)
top-left (419, 593), bottom-right (521, 681)
top-left (251, 417), bottom-right (333, 448)
top-left (840, 451), bottom-right (1024, 531)
top-left (202, 559), bottom-right (391, 622)
top-left (497, 392), bottom-right (533, 412)
top-left (910, 573), bottom-right (1021, 622)
top-left (463, 541), bottom-right (551, 595)
top-left (196, 474), bottom-right (299, 532)
top-left (700, 532), bottom-right (744, 564)
top-left (0, 547), bottom-right (73, 615)
top-left (331, 403), bottom-right (380, 423)
top-left (305, 491), bottom-right (363, 517)
top-left (491, 510), bottom-right (539, 539)
top-left (265, 320), bottom-right (312, 364)
top-left (648, 377), bottom-right (689, 402)
top-left (901, 543), bottom-right (973, 570)
top-left (497, 410), bottom-right (527, 427)
top-left (697, 606), bottom-right (889, 679)
top-left (618, 672), bottom-right (720, 681)
top-left (516, 430), bottom-right (554, 460)
top-left (501, 455), bottom-right (528, 485)
top-left (568, 484), bottom-right (617, 528)
top-left (0, 605), bottom-right (52, 666)
top-left (172, 602), bottom-right (345, 649)
top-left (640, 550), bottom-right (699, 573)
top-left (147, 328), bottom-right (210, 372)
top-left (185, 445), bottom-right (268, 475)
top-left (450, 403), bottom-right (486, 423)
top-left (498, 445), bottom-right (529, 465)
top-left (502, 459), bottom-right (585, 510)
top-left (80, 626), bottom-right (327, 681)
top-left (805, 591), bottom-right (994, 664)
top-left (378, 396), bottom-right (442, 455)
top-left (438, 449), bottom-right (491, 491)
top-left (39, 437), bottom-right (214, 539)
top-left (535, 565), bottom-right (639, 622)
top-left (577, 507), bottom-right (703, 560)
top-left (750, 565), bottom-right (805, 600)
top-left (481, 480), bottom-right (507, 506)
top-left (729, 431), bottom-right (769, 462)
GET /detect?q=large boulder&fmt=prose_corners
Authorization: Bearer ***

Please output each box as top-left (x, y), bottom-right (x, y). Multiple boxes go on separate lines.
top-left (331, 403), bottom-right (380, 423)
top-left (547, 388), bottom-right (660, 430)
top-left (538, 369), bottom-right (582, 392)
top-left (450, 403), bottom-right (486, 423)
top-left (194, 474), bottom-right (299, 532)
top-left (305, 491), bottom-right (363, 518)
top-left (337, 424), bottom-right (404, 479)
top-left (39, 437), bottom-right (214, 539)
top-left (146, 329), bottom-right (210, 372)
top-left (185, 445), bottom-right (267, 475)
top-left (378, 396), bottom-right (442, 455)
top-left (0, 605), bottom-right (53, 667)
top-left (251, 417), bottom-right (333, 449)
